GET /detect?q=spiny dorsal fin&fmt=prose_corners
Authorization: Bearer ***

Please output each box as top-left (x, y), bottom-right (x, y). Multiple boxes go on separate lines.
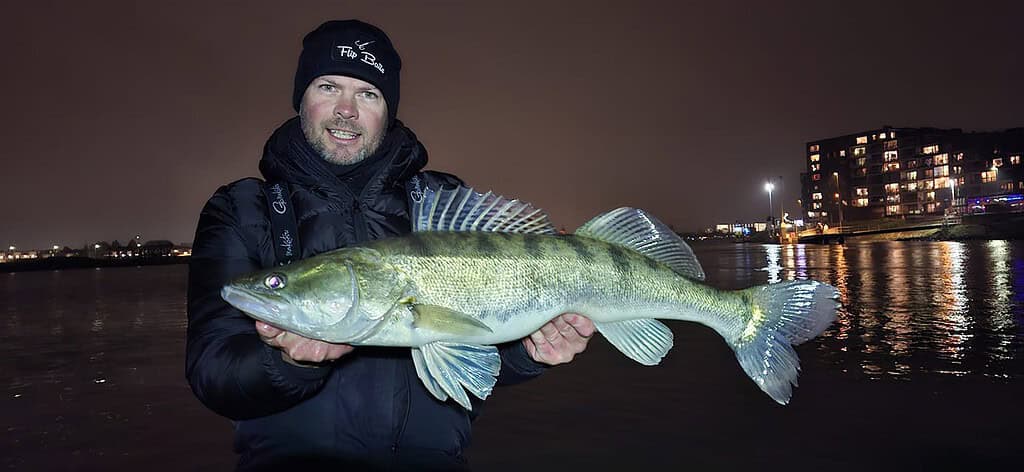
top-left (575, 207), bottom-right (705, 281)
top-left (413, 185), bottom-right (556, 234)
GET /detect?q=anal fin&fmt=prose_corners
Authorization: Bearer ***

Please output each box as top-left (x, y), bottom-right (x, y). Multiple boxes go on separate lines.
top-left (593, 319), bottom-right (674, 366)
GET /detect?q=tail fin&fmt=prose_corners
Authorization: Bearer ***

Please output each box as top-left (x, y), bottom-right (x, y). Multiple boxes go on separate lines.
top-left (733, 280), bottom-right (838, 404)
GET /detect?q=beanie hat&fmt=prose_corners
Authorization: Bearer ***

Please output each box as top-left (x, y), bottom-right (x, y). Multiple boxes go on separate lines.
top-left (292, 20), bottom-right (402, 125)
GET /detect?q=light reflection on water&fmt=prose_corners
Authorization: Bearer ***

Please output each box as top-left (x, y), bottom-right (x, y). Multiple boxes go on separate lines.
top-left (697, 240), bottom-right (1024, 380)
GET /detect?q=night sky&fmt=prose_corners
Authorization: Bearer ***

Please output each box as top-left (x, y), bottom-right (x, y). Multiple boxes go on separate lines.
top-left (3, 0), bottom-right (1022, 250)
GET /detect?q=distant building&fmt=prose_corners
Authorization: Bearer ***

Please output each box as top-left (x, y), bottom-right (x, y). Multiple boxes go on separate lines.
top-left (141, 240), bottom-right (175, 257)
top-left (800, 126), bottom-right (1024, 226)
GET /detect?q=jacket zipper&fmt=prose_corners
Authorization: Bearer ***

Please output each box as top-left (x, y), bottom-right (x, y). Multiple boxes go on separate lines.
top-left (352, 200), bottom-right (369, 242)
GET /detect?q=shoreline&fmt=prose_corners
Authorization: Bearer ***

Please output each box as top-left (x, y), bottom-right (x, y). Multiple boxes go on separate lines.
top-left (0, 256), bottom-right (189, 273)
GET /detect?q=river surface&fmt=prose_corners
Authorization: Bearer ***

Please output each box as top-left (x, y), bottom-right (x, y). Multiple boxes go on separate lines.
top-left (2, 241), bottom-right (1022, 470)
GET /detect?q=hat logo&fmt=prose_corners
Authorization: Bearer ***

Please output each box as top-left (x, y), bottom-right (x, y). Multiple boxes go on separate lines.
top-left (333, 40), bottom-right (385, 74)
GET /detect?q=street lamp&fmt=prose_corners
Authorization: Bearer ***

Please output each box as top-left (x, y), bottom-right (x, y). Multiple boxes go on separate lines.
top-left (764, 182), bottom-right (774, 222)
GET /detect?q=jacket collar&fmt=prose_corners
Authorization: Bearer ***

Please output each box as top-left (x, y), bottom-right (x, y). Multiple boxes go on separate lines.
top-left (258, 117), bottom-right (428, 199)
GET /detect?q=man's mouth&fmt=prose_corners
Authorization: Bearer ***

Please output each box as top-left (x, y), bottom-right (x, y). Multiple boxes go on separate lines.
top-left (328, 128), bottom-right (360, 141)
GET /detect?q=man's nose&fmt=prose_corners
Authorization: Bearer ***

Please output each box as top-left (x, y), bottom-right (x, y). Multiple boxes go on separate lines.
top-left (334, 96), bottom-right (358, 120)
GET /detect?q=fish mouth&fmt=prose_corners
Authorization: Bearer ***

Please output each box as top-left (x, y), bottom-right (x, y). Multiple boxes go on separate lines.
top-left (221, 286), bottom-right (284, 323)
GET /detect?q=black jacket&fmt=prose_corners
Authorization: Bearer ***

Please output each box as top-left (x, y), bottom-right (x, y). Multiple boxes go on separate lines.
top-left (186, 118), bottom-right (544, 470)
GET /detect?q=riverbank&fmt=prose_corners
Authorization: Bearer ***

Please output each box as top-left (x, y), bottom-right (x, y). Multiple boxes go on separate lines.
top-left (846, 213), bottom-right (1024, 242)
top-left (0, 256), bottom-right (189, 273)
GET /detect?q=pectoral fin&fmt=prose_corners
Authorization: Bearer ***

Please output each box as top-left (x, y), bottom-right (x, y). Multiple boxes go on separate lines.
top-left (410, 304), bottom-right (493, 336)
top-left (412, 342), bottom-right (501, 410)
top-left (593, 319), bottom-right (674, 366)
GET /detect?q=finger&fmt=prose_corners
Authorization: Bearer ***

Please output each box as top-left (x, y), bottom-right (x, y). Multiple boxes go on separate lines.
top-left (529, 329), bottom-right (549, 349)
top-left (522, 337), bottom-right (538, 360)
top-left (539, 321), bottom-right (561, 343)
top-left (326, 344), bottom-right (355, 361)
top-left (255, 321), bottom-right (283, 338)
top-left (563, 314), bottom-right (596, 338)
top-left (552, 315), bottom-right (576, 337)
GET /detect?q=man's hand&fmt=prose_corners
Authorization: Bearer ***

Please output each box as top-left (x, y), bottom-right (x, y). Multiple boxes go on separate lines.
top-left (255, 321), bottom-right (353, 365)
top-left (523, 313), bottom-right (595, 366)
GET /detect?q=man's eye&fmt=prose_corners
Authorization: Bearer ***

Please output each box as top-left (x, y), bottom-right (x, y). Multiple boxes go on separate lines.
top-left (318, 84), bottom-right (336, 92)
top-left (359, 91), bottom-right (379, 100)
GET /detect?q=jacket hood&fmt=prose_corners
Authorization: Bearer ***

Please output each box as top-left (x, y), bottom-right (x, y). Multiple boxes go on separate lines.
top-left (258, 117), bottom-right (428, 195)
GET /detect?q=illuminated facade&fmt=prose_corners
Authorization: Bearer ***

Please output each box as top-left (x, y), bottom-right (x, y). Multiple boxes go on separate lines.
top-left (800, 127), bottom-right (1024, 226)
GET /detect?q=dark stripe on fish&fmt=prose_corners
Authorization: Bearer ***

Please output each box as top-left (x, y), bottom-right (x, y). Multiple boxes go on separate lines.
top-left (562, 235), bottom-right (595, 264)
top-left (475, 233), bottom-right (499, 254)
top-left (523, 234), bottom-right (543, 258)
top-left (405, 233), bottom-right (432, 256)
top-left (606, 244), bottom-right (633, 277)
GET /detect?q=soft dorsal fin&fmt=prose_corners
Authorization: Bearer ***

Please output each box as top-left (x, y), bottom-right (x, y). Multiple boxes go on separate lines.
top-left (412, 185), bottom-right (557, 234)
top-left (575, 207), bottom-right (705, 281)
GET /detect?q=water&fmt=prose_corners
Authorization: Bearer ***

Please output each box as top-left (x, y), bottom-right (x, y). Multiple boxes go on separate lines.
top-left (2, 242), bottom-right (1023, 470)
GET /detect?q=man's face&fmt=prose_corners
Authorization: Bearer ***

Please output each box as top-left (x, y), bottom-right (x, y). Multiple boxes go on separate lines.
top-left (299, 75), bottom-right (388, 165)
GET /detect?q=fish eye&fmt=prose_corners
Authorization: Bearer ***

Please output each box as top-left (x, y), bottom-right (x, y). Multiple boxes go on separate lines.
top-left (264, 273), bottom-right (287, 290)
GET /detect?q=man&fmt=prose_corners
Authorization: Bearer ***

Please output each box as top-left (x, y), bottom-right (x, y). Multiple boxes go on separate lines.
top-left (186, 20), bottom-right (594, 470)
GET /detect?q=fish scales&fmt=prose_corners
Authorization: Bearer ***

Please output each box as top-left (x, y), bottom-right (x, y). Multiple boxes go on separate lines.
top-left (368, 232), bottom-right (743, 342)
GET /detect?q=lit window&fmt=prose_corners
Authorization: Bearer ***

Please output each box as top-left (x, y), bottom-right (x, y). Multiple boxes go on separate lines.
top-left (839, 150), bottom-right (846, 157)
top-left (809, 153), bottom-right (820, 163)
top-left (1000, 182), bottom-right (1014, 191)
top-left (1011, 155), bottom-right (1021, 165)
top-left (884, 162), bottom-right (900, 172)
top-left (952, 165), bottom-right (962, 174)
top-left (934, 165), bottom-right (948, 177)
top-left (856, 136), bottom-right (868, 144)
top-left (982, 170), bottom-right (996, 183)
top-left (809, 144), bottom-right (820, 152)
top-left (926, 191), bottom-right (935, 202)
top-left (885, 183), bottom-right (900, 194)
top-left (890, 131), bottom-right (897, 138)
top-left (853, 146), bottom-right (866, 156)
top-left (856, 168), bottom-right (868, 176)
top-left (956, 152), bottom-right (964, 161)
top-left (808, 211), bottom-right (817, 217)
top-left (993, 158), bottom-right (1003, 167)
top-left (924, 169), bottom-right (933, 178)
top-left (812, 173), bottom-right (821, 181)
top-left (906, 170), bottom-right (918, 180)
top-left (812, 192), bottom-right (823, 201)
top-left (884, 150), bottom-right (898, 162)
top-left (887, 205), bottom-right (901, 215)
top-left (854, 198), bottom-right (869, 207)
top-left (923, 179), bottom-right (934, 190)
top-left (907, 182), bottom-right (918, 191)
top-left (855, 187), bottom-right (869, 196)
top-left (878, 132), bottom-right (888, 139)
top-left (934, 153), bottom-right (948, 165)
top-left (811, 163), bottom-right (820, 171)
top-left (907, 160), bottom-right (917, 168)
top-left (812, 202), bottom-right (822, 209)
top-left (933, 178), bottom-right (946, 189)
top-left (856, 157), bottom-right (867, 167)
top-left (922, 144), bottom-right (939, 154)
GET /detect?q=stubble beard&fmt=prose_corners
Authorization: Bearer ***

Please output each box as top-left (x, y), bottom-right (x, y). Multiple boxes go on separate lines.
top-left (302, 118), bottom-right (386, 166)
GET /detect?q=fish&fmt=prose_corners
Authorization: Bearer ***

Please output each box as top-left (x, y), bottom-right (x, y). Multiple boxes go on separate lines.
top-left (222, 185), bottom-right (838, 410)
